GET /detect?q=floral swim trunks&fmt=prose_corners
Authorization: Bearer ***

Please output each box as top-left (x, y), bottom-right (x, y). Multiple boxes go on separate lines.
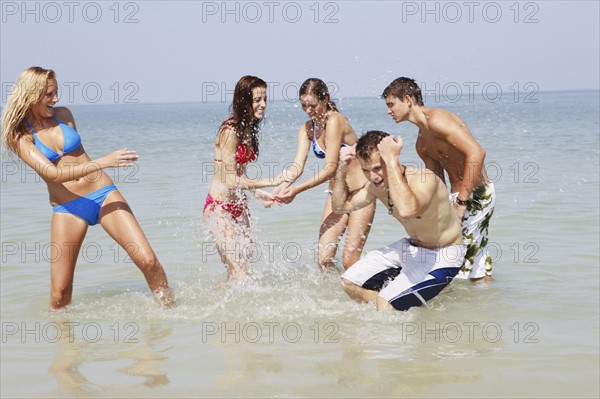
top-left (452, 183), bottom-right (496, 279)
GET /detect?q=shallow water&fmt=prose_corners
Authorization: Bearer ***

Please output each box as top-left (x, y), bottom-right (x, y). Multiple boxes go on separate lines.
top-left (1, 91), bottom-right (599, 397)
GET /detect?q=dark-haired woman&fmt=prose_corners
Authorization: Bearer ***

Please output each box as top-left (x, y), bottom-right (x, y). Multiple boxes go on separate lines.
top-left (204, 76), bottom-right (290, 280)
top-left (274, 78), bottom-right (374, 270)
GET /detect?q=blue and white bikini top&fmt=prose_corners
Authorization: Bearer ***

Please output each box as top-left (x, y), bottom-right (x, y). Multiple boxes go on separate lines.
top-left (311, 119), bottom-right (346, 159)
top-left (25, 116), bottom-right (81, 162)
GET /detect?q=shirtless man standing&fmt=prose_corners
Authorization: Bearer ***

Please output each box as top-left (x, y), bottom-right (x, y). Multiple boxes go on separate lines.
top-left (332, 131), bottom-right (465, 311)
top-left (382, 77), bottom-right (496, 281)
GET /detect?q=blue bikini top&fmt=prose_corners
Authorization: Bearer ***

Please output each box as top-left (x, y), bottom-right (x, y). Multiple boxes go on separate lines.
top-left (25, 116), bottom-right (81, 162)
top-left (311, 119), bottom-right (346, 159)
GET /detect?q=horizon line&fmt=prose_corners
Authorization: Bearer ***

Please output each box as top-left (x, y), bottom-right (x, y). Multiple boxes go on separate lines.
top-left (1, 88), bottom-right (598, 109)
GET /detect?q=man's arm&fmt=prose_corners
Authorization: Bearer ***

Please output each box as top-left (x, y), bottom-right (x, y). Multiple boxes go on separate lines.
top-left (379, 136), bottom-right (436, 218)
top-left (331, 145), bottom-right (374, 214)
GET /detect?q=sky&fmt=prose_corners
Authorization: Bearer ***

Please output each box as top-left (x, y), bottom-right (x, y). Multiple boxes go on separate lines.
top-left (1, 0), bottom-right (599, 105)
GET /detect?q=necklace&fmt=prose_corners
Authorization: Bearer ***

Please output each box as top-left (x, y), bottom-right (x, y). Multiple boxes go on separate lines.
top-left (387, 190), bottom-right (394, 215)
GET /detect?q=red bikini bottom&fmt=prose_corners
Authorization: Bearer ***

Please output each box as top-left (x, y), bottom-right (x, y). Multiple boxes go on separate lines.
top-left (204, 194), bottom-right (247, 220)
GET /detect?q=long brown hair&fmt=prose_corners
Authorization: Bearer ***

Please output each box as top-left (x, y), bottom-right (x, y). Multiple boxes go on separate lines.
top-left (299, 78), bottom-right (339, 112)
top-left (2, 66), bottom-right (56, 154)
top-left (227, 75), bottom-right (266, 157)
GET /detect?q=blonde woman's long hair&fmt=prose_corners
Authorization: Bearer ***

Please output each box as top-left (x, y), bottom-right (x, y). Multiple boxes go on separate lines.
top-left (2, 66), bottom-right (56, 154)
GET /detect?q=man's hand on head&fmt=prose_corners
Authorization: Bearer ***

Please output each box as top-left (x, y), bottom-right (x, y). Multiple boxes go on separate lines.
top-left (377, 135), bottom-right (403, 163)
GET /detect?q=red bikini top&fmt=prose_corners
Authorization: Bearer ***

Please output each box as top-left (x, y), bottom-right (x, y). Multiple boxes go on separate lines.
top-left (236, 145), bottom-right (257, 165)
top-left (221, 118), bottom-right (257, 165)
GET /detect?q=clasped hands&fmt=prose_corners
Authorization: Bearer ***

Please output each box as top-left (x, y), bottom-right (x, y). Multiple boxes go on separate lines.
top-left (258, 136), bottom-right (403, 207)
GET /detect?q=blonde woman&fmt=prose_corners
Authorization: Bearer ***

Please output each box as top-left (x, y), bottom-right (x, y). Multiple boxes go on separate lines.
top-left (1, 67), bottom-right (174, 309)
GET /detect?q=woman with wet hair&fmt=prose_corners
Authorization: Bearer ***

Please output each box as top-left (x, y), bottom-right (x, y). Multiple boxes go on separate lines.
top-left (204, 75), bottom-right (291, 280)
top-left (275, 78), bottom-right (375, 271)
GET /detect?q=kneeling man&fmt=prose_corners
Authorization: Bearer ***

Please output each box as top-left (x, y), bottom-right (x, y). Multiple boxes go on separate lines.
top-left (332, 131), bottom-right (465, 311)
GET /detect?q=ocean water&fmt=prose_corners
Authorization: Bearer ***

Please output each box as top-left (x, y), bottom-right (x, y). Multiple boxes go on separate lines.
top-left (1, 91), bottom-right (599, 398)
